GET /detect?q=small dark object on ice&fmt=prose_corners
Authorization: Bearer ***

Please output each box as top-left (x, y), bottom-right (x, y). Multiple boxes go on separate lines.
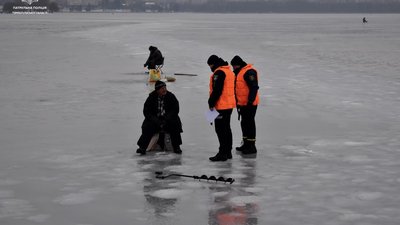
top-left (155, 171), bottom-right (235, 184)
top-left (173, 73), bottom-right (198, 76)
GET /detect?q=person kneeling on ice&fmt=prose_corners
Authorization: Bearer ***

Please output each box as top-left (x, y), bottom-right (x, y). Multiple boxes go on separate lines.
top-left (136, 80), bottom-right (183, 155)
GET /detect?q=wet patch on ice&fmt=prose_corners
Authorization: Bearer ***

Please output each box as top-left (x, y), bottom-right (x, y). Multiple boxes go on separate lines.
top-left (112, 181), bottom-right (142, 191)
top-left (149, 188), bottom-right (191, 199)
top-left (105, 79), bottom-right (144, 84)
top-left (0, 190), bottom-right (37, 220)
top-left (279, 145), bottom-right (313, 157)
top-left (0, 190), bottom-right (14, 198)
top-left (43, 153), bottom-right (92, 164)
top-left (212, 192), bottom-right (229, 198)
top-left (331, 196), bottom-right (355, 207)
top-left (355, 192), bottom-right (383, 201)
top-left (311, 139), bottom-right (373, 147)
top-left (344, 155), bottom-right (373, 163)
top-left (341, 100), bottom-right (364, 106)
top-left (0, 179), bottom-right (22, 186)
top-left (168, 181), bottom-right (204, 189)
top-left (140, 164), bottom-right (154, 170)
top-left (163, 165), bottom-right (193, 173)
top-left (121, 72), bottom-right (147, 75)
top-left (229, 196), bottom-right (260, 206)
top-left (243, 187), bottom-right (265, 194)
top-left (343, 141), bottom-right (373, 146)
top-left (202, 165), bottom-right (234, 175)
top-left (0, 199), bottom-right (34, 219)
top-left (316, 173), bottom-right (339, 179)
top-left (54, 188), bottom-right (103, 205)
top-left (27, 214), bottom-right (51, 223)
top-left (339, 212), bottom-right (380, 221)
top-left (233, 165), bottom-right (254, 170)
top-left (287, 63), bottom-right (306, 70)
top-left (133, 171), bottom-right (152, 180)
top-left (226, 173), bottom-right (247, 179)
top-left (159, 212), bottom-right (175, 217)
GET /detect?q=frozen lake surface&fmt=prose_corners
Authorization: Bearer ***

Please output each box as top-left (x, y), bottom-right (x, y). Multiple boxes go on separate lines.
top-left (1, 13), bottom-right (400, 225)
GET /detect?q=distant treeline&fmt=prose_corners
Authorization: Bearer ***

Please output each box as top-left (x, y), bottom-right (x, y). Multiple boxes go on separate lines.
top-left (176, 1), bottom-right (400, 13)
top-left (123, 0), bottom-right (400, 13)
top-left (2, 0), bottom-right (400, 13)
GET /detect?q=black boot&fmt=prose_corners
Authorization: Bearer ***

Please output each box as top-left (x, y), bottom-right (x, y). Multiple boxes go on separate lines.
top-left (209, 152), bottom-right (228, 162)
top-left (241, 142), bottom-right (257, 155)
top-left (236, 145), bottom-right (245, 151)
top-left (136, 147), bottom-right (146, 155)
top-left (173, 146), bottom-right (182, 154)
top-left (227, 151), bottom-right (232, 159)
top-left (236, 139), bottom-right (248, 151)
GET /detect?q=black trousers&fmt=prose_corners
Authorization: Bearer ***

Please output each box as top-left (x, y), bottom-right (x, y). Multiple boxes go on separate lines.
top-left (137, 129), bottom-right (182, 150)
top-left (239, 105), bottom-right (257, 140)
top-left (215, 109), bottom-right (233, 153)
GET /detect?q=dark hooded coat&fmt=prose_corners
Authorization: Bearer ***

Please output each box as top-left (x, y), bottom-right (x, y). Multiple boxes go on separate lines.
top-left (141, 90), bottom-right (183, 135)
top-left (144, 46), bottom-right (164, 68)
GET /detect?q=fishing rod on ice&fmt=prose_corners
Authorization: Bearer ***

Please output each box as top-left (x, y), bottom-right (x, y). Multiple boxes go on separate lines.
top-left (155, 171), bottom-right (235, 184)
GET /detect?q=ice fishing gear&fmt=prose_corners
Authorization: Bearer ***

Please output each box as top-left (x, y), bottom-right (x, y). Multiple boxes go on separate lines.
top-left (173, 73), bottom-right (198, 76)
top-left (155, 171), bottom-right (235, 184)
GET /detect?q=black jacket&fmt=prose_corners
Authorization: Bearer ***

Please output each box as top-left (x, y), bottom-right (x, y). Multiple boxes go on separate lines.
top-left (145, 47), bottom-right (164, 67)
top-left (141, 91), bottom-right (182, 134)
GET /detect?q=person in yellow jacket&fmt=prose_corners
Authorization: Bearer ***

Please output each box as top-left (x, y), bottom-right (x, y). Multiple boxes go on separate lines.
top-left (207, 55), bottom-right (236, 161)
top-left (231, 55), bottom-right (259, 154)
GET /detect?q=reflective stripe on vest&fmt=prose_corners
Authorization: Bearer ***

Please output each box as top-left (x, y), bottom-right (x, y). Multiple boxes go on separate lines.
top-left (235, 64), bottom-right (259, 106)
top-left (209, 65), bottom-right (236, 110)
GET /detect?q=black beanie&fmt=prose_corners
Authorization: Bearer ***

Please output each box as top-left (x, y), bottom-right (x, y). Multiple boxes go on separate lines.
top-left (155, 80), bottom-right (166, 91)
top-left (207, 55), bottom-right (220, 65)
top-left (149, 46), bottom-right (156, 51)
top-left (230, 55), bottom-right (246, 66)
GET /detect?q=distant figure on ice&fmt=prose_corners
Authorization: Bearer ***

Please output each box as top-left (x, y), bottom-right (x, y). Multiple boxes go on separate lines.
top-left (230, 55), bottom-right (259, 155)
top-left (144, 46), bottom-right (164, 70)
top-left (363, 17), bottom-right (368, 24)
top-left (207, 55), bottom-right (236, 162)
top-left (136, 80), bottom-right (183, 155)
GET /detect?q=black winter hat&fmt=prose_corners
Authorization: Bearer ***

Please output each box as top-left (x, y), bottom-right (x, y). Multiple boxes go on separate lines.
top-left (207, 55), bottom-right (220, 65)
top-left (155, 80), bottom-right (166, 91)
top-left (230, 55), bottom-right (246, 66)
top-left (149, 46), bottom-right (156, 51)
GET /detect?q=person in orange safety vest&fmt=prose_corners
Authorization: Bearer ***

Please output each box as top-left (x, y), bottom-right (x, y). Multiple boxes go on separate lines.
top-left (207, 55), bottom-right (236, 161)
top-left (231, 55), bottom-right (259, 154)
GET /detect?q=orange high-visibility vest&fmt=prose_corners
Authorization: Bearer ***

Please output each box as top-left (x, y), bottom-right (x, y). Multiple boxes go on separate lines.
top-left (235, 64), bottom-right (259, 106)
top-left (209, 65), bottom-right (236, 110)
